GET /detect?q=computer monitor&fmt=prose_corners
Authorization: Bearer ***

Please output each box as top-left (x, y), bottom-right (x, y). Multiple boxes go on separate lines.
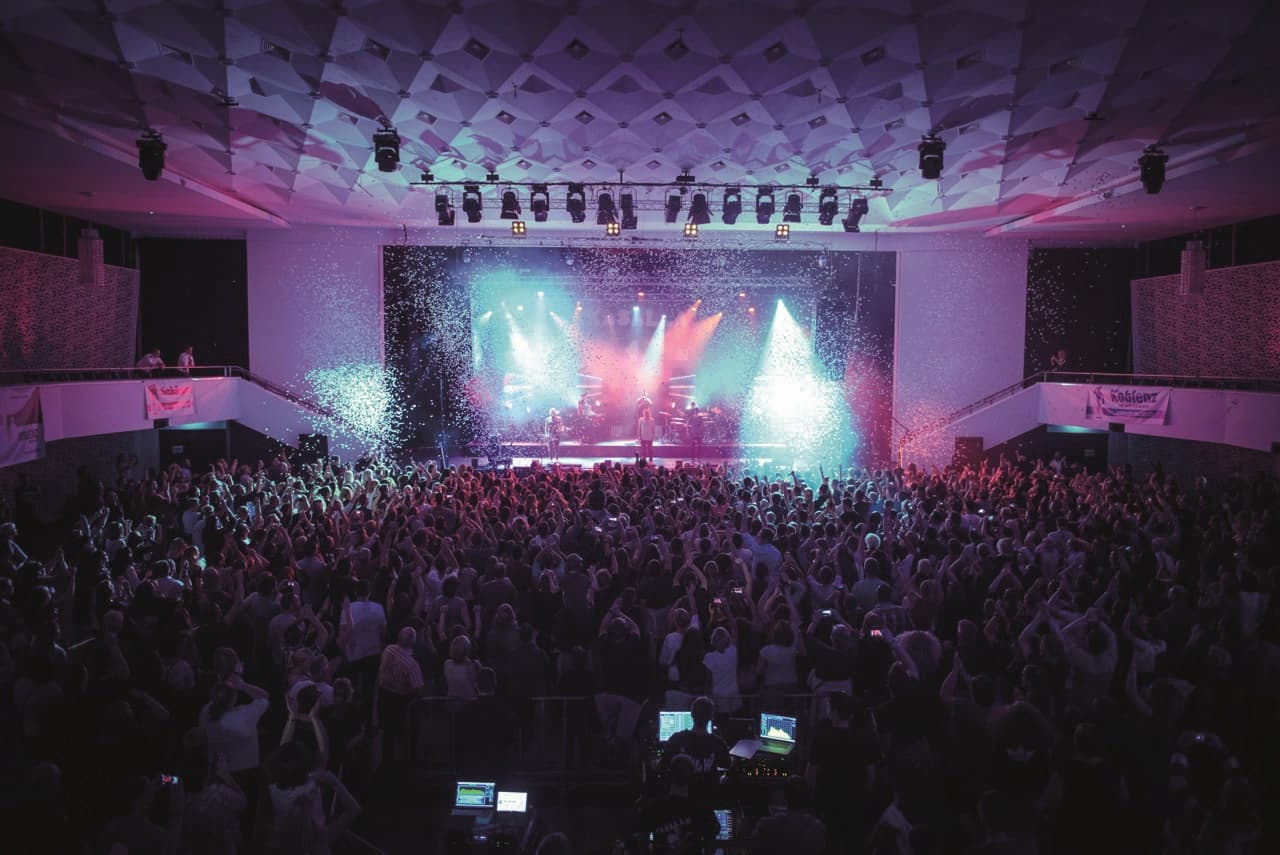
top-left (454, 781), bottom-right (497, 809)
top-left (496, 791), bottom-right (528, 813)
top-left (714, 808), bottom-right (736, 840)
top-left (658, 710), bottom-right (694, 742)
top-left (759, 712), bottom-right (797, 743)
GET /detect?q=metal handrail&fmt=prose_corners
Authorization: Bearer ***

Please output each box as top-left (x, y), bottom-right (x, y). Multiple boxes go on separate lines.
top-left (898, 371), bottom-right (1280, 449)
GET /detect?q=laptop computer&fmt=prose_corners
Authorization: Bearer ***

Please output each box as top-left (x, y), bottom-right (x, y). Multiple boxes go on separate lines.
top-left (658, 710), bottom-right (695, 743)
top-left (496, 790), bottom-right (528, 814)
top-left (756, 712), bottom-right (797, 756)
top-left (450, 781), bottom-right (497, 822)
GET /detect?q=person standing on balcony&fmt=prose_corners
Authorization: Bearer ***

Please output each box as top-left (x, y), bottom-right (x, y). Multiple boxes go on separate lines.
top-left (177, 345), bottom-right (195, 375)
top-left (136, 348), bottom-right (164, 374)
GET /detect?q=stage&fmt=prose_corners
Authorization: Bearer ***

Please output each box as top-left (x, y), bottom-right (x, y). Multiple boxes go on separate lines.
top-left (449, 438), bottom-right (795, 470)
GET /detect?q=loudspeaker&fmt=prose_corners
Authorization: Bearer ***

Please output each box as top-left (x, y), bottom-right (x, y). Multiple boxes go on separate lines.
top-left (953, 436), bottom-right (984, 467)
top-left (298, 433), bottom-right (329, 463)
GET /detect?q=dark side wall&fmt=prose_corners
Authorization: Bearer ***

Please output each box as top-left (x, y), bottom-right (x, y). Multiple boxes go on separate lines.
top-left (1024, 247), bottom-right (1135, 376)
top-left (138, 238), bottom-right (249, 368)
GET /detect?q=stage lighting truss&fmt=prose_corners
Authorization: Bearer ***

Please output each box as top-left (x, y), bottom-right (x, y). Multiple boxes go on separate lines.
top-left (499, 188), bottom-right (522, 220)
top-left (462, 184), bottom-right (483, 223)
top-left (817, 186), bottom-right (840, 226)
top-left (566, 183), bottom-right (586, 223)
top-left (435, 192), bottom-right (455, 226)
top-left (684, 222), bottom-right (699, 239)
top-left (511, 220), bottom-right (527, 237)
top-left (842, 197), bottom-right (870, 232)
top-left (755, 186), bottom-right (775, 224)
top-left (775, 223), bottom-right (790, 241)
top-left (918, 134), bottom-right (945, 180)
top-left (373, 126), bottom-right (400, 173)
top-left (530, 184), bottom-right (550, 222)
top-left (688, 192), bottom-right (711, 225)
top-left (782, 192), bottom-right (803, 223)
top-left (597, 191), bottom-right (617, 226)
top-left (136, 132), bottom-right (166, 181)
top-left (620, 193), bottom-right (638, 229)
top-left (722, 187), bottom-right (742, 225)
top-left (606, 221), bottom-right (622, 237)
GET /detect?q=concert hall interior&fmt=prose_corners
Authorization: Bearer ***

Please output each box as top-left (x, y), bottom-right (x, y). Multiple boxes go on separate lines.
top-left (2, 2), bottom-right (1280, 854)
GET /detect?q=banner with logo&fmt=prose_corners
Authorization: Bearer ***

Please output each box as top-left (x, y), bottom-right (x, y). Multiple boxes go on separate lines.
top-left (144, 381), bottom-right (195, 419)
top-left (1, 386), bottom-right (44, 467)
top-left (1085, 385), bottom-right (1171, 425)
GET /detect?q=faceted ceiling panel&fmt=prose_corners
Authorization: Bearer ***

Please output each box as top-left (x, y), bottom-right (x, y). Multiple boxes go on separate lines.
top-left (0, 0), bottom-right (1277, 237)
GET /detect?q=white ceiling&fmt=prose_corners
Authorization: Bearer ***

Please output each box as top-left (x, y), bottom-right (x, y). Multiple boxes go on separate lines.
top-left (1, 0), bottom-right (1278, 240)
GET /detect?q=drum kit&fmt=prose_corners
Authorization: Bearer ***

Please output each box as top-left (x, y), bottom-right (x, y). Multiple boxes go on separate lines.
top-left (664, 406), bottom-right (732, 442)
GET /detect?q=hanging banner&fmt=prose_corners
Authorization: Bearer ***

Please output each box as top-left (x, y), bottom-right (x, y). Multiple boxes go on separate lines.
top-left (1, 386), bottom-right (44, 467)
top-left (1085, 386), bottom-right (1171, 425)
top-left (144, 381), bottom-right (195, 419)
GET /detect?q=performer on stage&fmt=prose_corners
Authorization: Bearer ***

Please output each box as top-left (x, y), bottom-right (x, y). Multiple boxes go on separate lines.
top-left (635, 390), bottom-right (653, 420)
top-left (637, 406), bottom-right (656, 462)
top-left (686, 400), bottom-right (703, 458)
top-left (545, 408), bottom-right (564, 462)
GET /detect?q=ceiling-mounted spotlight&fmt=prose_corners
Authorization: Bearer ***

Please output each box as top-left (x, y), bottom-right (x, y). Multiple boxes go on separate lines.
top-left (566, 183), bottom-right (586, 223)
top-left (782, 192), bottom-right (802, 223)
top-left (620, 193), bottom-right (638, 230)
top-left (372, 126), bottom-right (400, 173)
top-left (420, 170), bottom-right (434, 183)
top-left (684, 222), bottom-right (699, 239)
top-left (1139, 146), bottom-right (1169, 194)
top-left (918, 134), bottom-right (945, 180)
top-left (675, 170), bottom-right (696, 185)
top-left (755, 186), bottom-right (775, 224)
top-left (530, 184), bottom-right (549, 222)
top-left (597, 192), bottom-right (617, 225)
top-left (805, 175), bottom-right (820, 188)
top-left (774, 223), bottom-right (790, 241)
top-left (688, 192), bottom-right (710, 225)
top-left (485, 171), bottom-right (500, 182)
top-left (136, 132), bottom-right (166, 181)
top-left (664, 192), bottom-right (683, 224)
top-left (511, 220), bottom-right (527, 237)
top-left (817, 186), bottom-right (839, 226)
top-left (499, 189), bottom-right (521, 219)
top-left (435, 193), bottom-right (455, 226)
top-left (842, 197), bottom-right (870, 233)
top-left (606, 221), bottom-right (621, 237)
top-left (721, 186), bottom-right (742, 225)
top-left (462, 184), bottom-right (482, 223)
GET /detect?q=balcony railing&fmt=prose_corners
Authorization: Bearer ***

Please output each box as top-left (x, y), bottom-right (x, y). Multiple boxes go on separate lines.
top-left (897, 371), bottom-right (1280, 450)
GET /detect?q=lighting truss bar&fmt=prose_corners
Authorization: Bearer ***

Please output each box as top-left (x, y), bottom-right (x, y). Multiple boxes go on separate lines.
top-left (409, 179), bottom-right (889, 194)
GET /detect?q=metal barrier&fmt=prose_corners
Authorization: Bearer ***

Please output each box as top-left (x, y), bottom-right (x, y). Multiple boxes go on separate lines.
top-left (403, 691), bottom-right (827, 792)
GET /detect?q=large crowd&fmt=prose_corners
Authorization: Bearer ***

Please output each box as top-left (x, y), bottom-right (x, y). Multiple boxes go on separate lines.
top-left (0, 447), bottom-right (1276, 854)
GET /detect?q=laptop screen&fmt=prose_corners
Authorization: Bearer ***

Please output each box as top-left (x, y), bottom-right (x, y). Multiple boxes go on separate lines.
top-left (658, 710), bottom-right (694, 742)
top-left (759, 712), bottom-right (797, 744)
top-left (714, 809), bottom-right (736, 840)
top-left (455, 781), bottom-right (497, 809)
top-left (496, 791), bottom-right (527, 813)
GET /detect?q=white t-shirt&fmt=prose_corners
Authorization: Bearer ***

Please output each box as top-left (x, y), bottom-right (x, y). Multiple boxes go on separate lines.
top-left (658, 630), bottom-right (684, 668)
top-left (343, 600), bottom-right (387, 661)
top-left (703, 646), bottom-right (739, 699)
top-left (203, 697), bottom-right (269, 772)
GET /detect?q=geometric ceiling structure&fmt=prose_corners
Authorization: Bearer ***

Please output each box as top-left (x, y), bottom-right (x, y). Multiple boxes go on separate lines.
top-left (1, 0), bottom-right (1278, 239)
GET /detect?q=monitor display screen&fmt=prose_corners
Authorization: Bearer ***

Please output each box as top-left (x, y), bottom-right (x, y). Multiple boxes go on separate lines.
top-left (455, 781), bottom-right (497, 809)
top-left (759, 712), bottom-right (797, 743)
top-left (658, 710), bottom-right (694, 742)
top-left (714, 809), bottom-right (735, 840)
top-left (496, 791), bottom-right (528, 813)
